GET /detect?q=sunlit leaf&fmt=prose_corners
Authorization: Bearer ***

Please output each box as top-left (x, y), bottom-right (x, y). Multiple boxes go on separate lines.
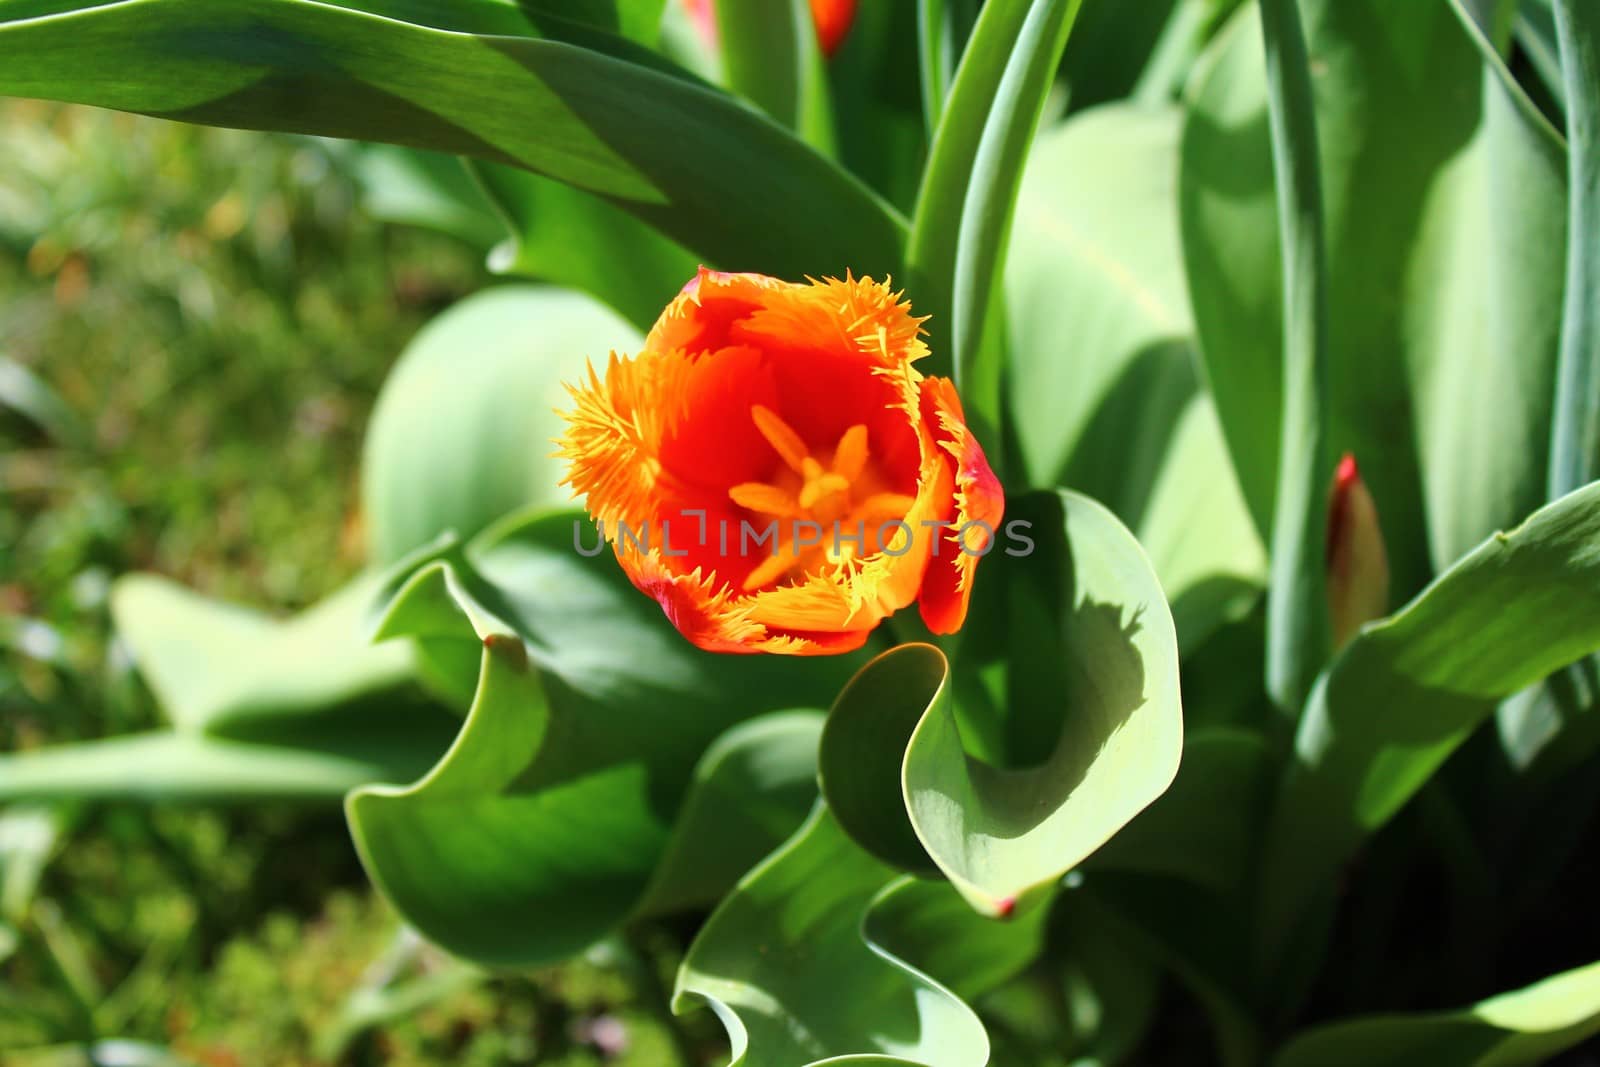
top-left (362, 286), bottom-right (640, 564)
top-left (1259, 482), bottom-right (1600, 965)
top-left (1275, 958), bottom-right (1600, 1067)
top-left (674, 803), bottom-right (989, 1066)
top-left (820, 490), bottom-right (1182, 916)
top-left (0, 0), bottom-right (904, 279)
top-left (348, 509), bottom-right (863, 964)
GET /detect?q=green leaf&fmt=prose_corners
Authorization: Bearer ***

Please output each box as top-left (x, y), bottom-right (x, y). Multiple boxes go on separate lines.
top-left (823, 0), bottom-right (926, 213)
top-left (0, 574), bottom-right (456, 803)
top-left (906, 0), bottom-right (1084, 436)
top-left (1005, 105), bottom-right (1196, 494)
top-left (108, 571), bottom-right (414, 734)
top-left (1181, 0), bottom-right (1569, 584)
top-left (467, 163), bottom-right (698, 332)
top-left (348, 509), bottom-right (864, 965)
top-left (1412, 2), bottom-right (1568, 564)
top-left (0, 0), bottom-right (905, 280)
top-left (349, 144), bottom-right (505, 251)
top-left (1087, 728), bottom-right (1273, 894)
top-left (634, 710), bottom-right (826, 917)
top-left (1137, 398), bottom-right (1267, 655)
top-left (1274, 959), bottom-right (1600, 1067)
top-left (915, 0), bottom-right (978, 134)
top-left (1178, 8), bottom-right (1282, 538)
top-left (1546, 0), bottom-right (1600, 496)
top-left (1516, 0), bottom-right (1567, 114)
top-left (673, 803), bottom-right (989, 1067)
top-left (1082, 873), bottom-right (1262, 1067)
top-left (0, 730), bottom-right (445, 803)
top-left (712, 0), bottom-right (835, 153)
top-left (863, 876), bottom-right (1054, 1003)
top-left (820, 490), bottom-right (1182, 916)
top-left (362, 285), bottom-right (639, 565)
top-left (1258, 482), bottom-right (1600, 966)
top-left (1256, 0), bottom-right (1332, 713)
top-left (1058, 0), bottom-right (1181, 110)
top-left (1004, 102), bottom-right (1265, 650)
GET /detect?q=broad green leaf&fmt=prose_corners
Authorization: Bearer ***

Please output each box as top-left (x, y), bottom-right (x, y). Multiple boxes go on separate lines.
top-left (1058, 0), bottom-right (1181, 110)
top-left (673, 803), bottom-right (989, 1067)
top-left (1087, 727), bottom-right (1272, 894)
top-left (824, 0), bottom-right (926, 213)
top-left (314, 0), bottom-right (672, 42)
top-left (0, 0), bottom-right (905, 280)
top-left (1546, 0), bottom-right (1600, 496)
top-left (1181, 0), bottom-right (1569, 587)
top-left (1004, 103), bottom-right (1265, 650)
top-left (820, 490), bottom-right (1182, 915)
top-left (1054, 889), bottom-right (1164, 1065)
top-left (467, 162), bottom-right (697, 332)
top-left (1131, 0), bottom-right (1227, 106)
top-left (1516, 0), bottom-right (1567, 113)
top-left (349, 144), bottom-right (505, 251)
top-left (0, 730), bottom-right (444, 803)
top-left (348, 509), bottom-right (863, 965)
top-left (712, 0), bottom-right (835, 153)
top-left (1258, 482), bottom-right (1600, 965)
top-left (1410, 11), bottom-right (1567, 565)
top-left (1274, 958), bottom-right (1600, 1067)
top-left (634, 710), bottom-right (826, 917)
top-left (1083, 873), bottom-right (1262, 1067)
top-left (1006, 105), bottom-right (1196, 494)
top-left (108, 571), bottom-right (414, 734)
top-left (863, 876), bottom-right (1053, 1003)
top-left (907, 0), bottom-right (1084, 436)
top-left (0, 574), bottom-right (455, 803)
top-left (1256, 0), bottom-right (1332, 713)
top-left (1137, 397), bottom-right (1266, 655)
top-left (1178, 9), bottom-right (1282, 536)
top-left (1497, 656), bottom-right (1600, 780)
top-left (361, 286), bottom-right (639, 564)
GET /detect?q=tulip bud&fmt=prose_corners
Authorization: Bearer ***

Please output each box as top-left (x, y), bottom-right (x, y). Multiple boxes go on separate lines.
top-left (809, 0), bottom-right (856, 56)
top-left (683, 0), bottom-right (856, 57)
top-left (1326, 453), bottom-right (1389, 649)
top-left (683, 0), bottom-right (715, 46)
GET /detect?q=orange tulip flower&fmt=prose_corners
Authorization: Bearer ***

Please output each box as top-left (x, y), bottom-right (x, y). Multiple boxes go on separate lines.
top-left (559, 269), bottom-right (1004, 655)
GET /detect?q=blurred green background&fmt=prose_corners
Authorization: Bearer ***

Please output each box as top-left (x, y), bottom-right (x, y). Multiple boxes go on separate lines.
top-left (0, 100), bottom-right (715, 1066)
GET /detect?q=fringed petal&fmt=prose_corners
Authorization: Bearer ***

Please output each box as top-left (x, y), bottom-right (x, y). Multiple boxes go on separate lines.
top-left (917, 376), bottom-right (1004, 634)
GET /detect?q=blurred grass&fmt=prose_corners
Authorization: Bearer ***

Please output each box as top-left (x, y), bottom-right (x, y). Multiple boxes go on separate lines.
top-left (0, 99), bottom-right (483, 745)
top-left (0, 102), bottom-right (715, 1065)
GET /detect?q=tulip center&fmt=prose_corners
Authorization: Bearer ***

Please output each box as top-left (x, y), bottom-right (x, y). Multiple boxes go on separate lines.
top-left (728, 405), bottom-right (915, 592)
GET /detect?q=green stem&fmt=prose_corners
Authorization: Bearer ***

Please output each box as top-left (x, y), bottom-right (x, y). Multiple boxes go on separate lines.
top-left (1547, 0), bottom-right (1600, 496)
top-left (1258, 0), bottom-right (1332, 717)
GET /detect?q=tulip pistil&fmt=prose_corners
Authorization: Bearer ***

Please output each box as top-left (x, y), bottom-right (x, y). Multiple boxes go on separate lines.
top-left (730, 405), bottom-right (914, 591)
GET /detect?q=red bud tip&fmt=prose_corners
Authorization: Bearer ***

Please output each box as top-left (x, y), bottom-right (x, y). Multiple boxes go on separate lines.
top-left (995, 896), bottom-right (1016, 920)
top-left (809, 0), bottom-right (856, 56)
top-left (1335, 452), bottom-right (1359, 491)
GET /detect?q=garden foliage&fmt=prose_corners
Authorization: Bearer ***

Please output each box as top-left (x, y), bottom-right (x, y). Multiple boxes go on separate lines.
top-left (3, 0), bottom-right (1600, 1063)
